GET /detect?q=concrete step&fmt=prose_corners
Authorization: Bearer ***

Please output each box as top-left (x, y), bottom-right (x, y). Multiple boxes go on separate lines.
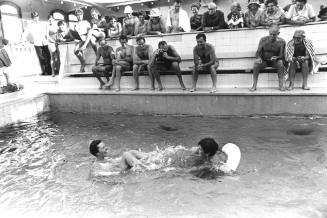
top-left (59, 72), bottom-right (327, 89)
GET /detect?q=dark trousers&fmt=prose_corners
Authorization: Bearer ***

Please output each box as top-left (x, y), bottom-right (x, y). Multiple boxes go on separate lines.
top-left (34, 45), bottom-right (52, 75)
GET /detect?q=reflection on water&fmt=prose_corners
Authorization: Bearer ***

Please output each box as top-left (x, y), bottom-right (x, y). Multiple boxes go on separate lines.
top-left (1, 112), bottom-right (327, 217)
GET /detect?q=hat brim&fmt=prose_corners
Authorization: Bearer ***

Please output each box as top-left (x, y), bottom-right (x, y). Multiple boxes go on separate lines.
top-left (248, 2), bottom-right (260, 7)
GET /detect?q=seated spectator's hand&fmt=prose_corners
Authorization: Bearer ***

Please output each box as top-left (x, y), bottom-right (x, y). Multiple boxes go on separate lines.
top-left (254, 58), bottom-right (262, 64)
top-left (270, 56), bottom-right (278, 61)
top-left (197, 64), bottom-right (204, 71)
top-left (292, 57), bottom-right (298, 62)
top-left (297, 56), bottom-right (305, 62)
top-left (203, 27), bottom-right (212, 32)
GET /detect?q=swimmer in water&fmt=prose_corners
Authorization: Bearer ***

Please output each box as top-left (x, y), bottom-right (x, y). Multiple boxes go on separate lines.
top-left (89, 140), bottom-right (148, 176)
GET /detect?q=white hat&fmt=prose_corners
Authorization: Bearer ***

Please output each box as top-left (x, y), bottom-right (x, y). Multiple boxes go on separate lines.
top-left (124, 5), bottom-right (133, 14)
top-left (149, 8), bottom-right (161, 17)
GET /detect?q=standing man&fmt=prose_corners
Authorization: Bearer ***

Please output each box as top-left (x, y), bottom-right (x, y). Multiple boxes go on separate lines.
top-left (166, 0), bottom-right (191, 33)
top-left (190, 33), bottom-right (219, 93)
top-left (149, 41), bottom-right (186, 91)
top-left (285, 30), bottom-right (320, 90)
top-left (92, 38), bottom-right (115, 89)
top-left (104, 35), bottom-right (133, 92)
top-left (22, 11), bottom-right (52, 75)
top-left (250, 24), bottom-right (286, 92)
top-left (72, 9), bottom-right (91, 72)
top-left (202, 2), bottom-right (227, 32)
top-left (122, 5), bottom-right (139, 36)
top-left (132, 36), bottom-right (153, 90)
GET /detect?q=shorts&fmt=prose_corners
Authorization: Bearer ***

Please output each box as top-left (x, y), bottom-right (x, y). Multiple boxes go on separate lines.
top-left (116, 62), bottom-right (132, 72)
top-left (151, 61), bottom-right (173, 71)
top-left (92, 64), bottom-right (113, 76)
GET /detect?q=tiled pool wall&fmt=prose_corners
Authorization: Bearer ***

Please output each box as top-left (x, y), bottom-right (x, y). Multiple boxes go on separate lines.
top-left (48, 93), bottom-right (327, 116)
top-left (0, 94), bottom-right (50, 127)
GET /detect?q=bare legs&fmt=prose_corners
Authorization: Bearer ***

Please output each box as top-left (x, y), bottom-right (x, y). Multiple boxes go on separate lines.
top-left (92, 65), bottom-right (111, 89)
top-left (287, 60), bottom-right (310, 90)
top-left (190, 64), bottom-right (218, 92)
top-left (74, 42), bottom-right (86, 72)
top-left (80, 30), bottom-right (105, 52)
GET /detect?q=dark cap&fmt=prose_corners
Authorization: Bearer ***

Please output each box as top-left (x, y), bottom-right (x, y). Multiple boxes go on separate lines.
top-left (31, 11), bottom-right (39, 18)
top-left (75, 9), bottom-right (84, 15)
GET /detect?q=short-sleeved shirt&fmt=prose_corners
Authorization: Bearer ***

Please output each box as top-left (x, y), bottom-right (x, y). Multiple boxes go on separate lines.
top-left (202, 10), bottom-right (226, 29)
top-left (244, 9), bottom-right (263, 27)
top-left (74, 20), bottom-right (91, 37)
top-left (286, 4), bottom-right (316, 21)
top-left (261, 7), bottom-right (285, 24)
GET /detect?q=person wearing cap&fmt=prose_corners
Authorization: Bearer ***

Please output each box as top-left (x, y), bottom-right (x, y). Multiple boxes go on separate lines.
top-left (244, 0), bottom-right (263, 28)
top-left (202, 2), bottom-right (227, 32)
top-left (79, 8), bottom-right (106, 52)
top-left (285, 30), bottom-right (320, 90)
top-left (22, 11), bottom-right (52, 76)
top-left (107, 16), bottom-right (122, 38)
top-left (190, 33), bottom-right (219, 93)
top-left (190, 2), bottom-right (203, 31)
top-left (104, 35), bottom-right (133, 92)
top-left (166, 0), bottom-right (191, 33)
top-left (260, 0), bottom-right (286, 27)
top-left (318, 6), bottom-right (327, 21)
top-left (131, 36), bottom-right (153, 90)
top-left (286, 0), bottom-right (316, 25)
top-left (122, 5), bottom-right (139, 36)
top-left (146, 8), bottom-right (166, 35)
top-left (250, 24), bottom-right (286, 92)
top-left (134, 12), bottom-right (149, 36)
top-left (72, 9), bottom-right (91, 72)
top-left (149, 41), bottom-right (186, 91)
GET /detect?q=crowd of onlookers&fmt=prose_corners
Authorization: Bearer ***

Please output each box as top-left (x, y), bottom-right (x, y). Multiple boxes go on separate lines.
top-left (14, 0), bottom-right (326, 93)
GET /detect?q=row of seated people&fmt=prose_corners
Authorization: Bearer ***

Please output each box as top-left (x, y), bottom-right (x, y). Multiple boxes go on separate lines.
top-left (88, 24), bottom-right (320, 93)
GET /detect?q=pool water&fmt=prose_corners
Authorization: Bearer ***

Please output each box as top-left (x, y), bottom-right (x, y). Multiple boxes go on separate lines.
top-left (1, 112), bottom-right (327, 218)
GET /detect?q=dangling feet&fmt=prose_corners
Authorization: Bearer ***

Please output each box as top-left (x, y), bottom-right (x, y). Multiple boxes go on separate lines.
top-left (302, 85), bottom-right (310, 90)
top-left (249, 86), bottom-right (256, 92)
top-left (80, 64), bottom-right (86, 73)
top-left (189, 88), bottom-right (196, 92)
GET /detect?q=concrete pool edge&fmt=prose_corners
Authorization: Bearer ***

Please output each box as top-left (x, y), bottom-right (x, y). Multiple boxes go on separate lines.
top-left (0, 93), bottom-right (50, 127)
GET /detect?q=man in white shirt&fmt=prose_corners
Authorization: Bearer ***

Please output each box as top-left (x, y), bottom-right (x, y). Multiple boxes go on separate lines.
top-left (22, 11), bottom-right (52, 75)
top-left (286, 0), bottom-right (316, 25)
top-left (166, 0), bottom-right (191, 33)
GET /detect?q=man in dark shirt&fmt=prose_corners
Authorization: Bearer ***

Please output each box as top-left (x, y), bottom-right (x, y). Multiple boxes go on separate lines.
top-left (191, 33), bottom-right (219, 93)
top-left (202, 2), bottom-right (227, 32)
top-left (92, 38), bottom-right (115, 89)
top-left (250, 24), bottom-right (286, 91)
top-left (149, 41), bottom-right (186, 91)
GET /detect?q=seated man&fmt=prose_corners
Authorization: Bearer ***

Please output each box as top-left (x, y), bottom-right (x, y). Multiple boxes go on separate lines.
top-left (285, 30), bottom-right (320, 90)
top-left (71, 9), bottom-right (91, 72)
top-left (250, 24), bottom-right (286, 91)
top-left (79, 8), bottom-right (106, 52)
top-left (132, 36), bottom-right (153, 90)
top-left (149, 41), bottom-right (186, 91)
top-left (166, 0), bottom-right (191, 33)
top-left (190, 33), bottom-right (219, 93)
top-left (146, 8), bottom-right (166, 35)
top-left (286, 0), bottom-right (316, 25)
top-left (122, 5), bottom-right (139, 36)
top-left (92, 38), bottom-right (115, 89)
top-left (104, 35), bottom-right (133, 92)
top-left (202, 2), bottom-right (227, 32)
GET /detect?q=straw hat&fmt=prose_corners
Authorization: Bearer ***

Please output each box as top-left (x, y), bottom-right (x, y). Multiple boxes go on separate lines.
top-left (248, 0), bottom-right (260, 7)
top-left (124, 5), bottom-right (133, 14)
top-left (293, 30), bottom-right (305, 38)
top-left (149, 8), bottom-right (161, 17)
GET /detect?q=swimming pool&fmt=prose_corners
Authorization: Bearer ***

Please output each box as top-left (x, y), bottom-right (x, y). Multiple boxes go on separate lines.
top-left (1, 112), bottom-right (327, 217)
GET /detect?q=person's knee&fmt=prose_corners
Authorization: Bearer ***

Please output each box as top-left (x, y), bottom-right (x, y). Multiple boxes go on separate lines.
top-left (210, 65), bottom-right (217, 73)
top-left (276, 60), bottom-right (284, 69)
top-left (92, 66), bottom-right (98, 74)
top-left (171, 62), bottom-right (180, 69)
top-left (253, 63), bottom-right (261, 71)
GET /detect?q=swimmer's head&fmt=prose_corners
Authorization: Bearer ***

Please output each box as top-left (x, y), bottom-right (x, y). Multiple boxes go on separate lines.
top-left (89, 140), bottom-right (109, 160)
top-left (198, 138), bottom-right (219, 158)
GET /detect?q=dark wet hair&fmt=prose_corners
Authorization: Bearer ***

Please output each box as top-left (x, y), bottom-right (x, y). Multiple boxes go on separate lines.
top-left (174, 0), bottom-right (181, 4)
top-left (119, 35), bottom-right (128, 41)
top-left (89, 140), bottom-right (102, 156)
top-left (196, 33), bottom-right (206, 41)
top-left (158, 40), bottom-right (167, 47)
top-left (57, 20), bottom-right (65, 26)
top-left (265, 0), bottom-right (278, 6)
top-left (296, 0), bottom-right (307, 3)
top-left (198, 138), bottom-right (219, 157)
top-left (136, 36), bottom-right (145, 43)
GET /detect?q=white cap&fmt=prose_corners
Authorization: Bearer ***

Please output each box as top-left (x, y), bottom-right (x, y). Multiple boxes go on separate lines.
top-left (124, 5), bottom-right (133, 14)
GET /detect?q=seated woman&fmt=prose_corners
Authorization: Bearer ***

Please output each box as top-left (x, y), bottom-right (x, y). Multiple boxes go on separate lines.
top-left (227, 2), bottom-right (244, 29)
top-left (107, 16), bottom-right (122, 39)
top-left (79, 8), bottom-right (105, 52)
top-left (244, 0), bottom-right (263, 28)
top-left (286, 0), bottom-right (316, 25)
top-left (318, 5), bottom-right (327, 21)
top-left (260, 0), bottom-right (286, 27)
top-left (190, 2), bottom-right (203, 31)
